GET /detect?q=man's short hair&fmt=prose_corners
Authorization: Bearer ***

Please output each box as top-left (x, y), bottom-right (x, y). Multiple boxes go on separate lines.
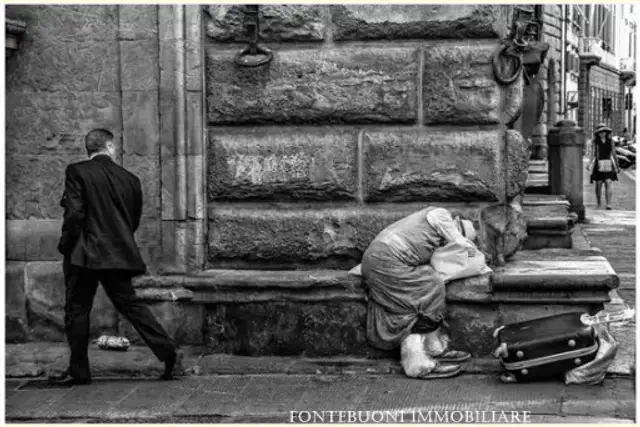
top-left (85, 129), bottom-right (114, 155)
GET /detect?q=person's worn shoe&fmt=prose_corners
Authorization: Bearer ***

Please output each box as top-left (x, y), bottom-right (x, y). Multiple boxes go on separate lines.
top-left (159, 350), bottom-right (183, 381)
top-left (434, 350), bottom-right (471, 363)
top-left (416, 362), bottom-right (461, 380)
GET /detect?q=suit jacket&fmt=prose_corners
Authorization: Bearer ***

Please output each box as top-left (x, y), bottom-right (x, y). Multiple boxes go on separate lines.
top-left (58, 154), bottom-right (146, 274)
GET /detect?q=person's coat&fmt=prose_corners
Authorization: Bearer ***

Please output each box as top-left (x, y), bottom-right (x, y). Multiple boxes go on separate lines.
top-left (58, 154), bottom-right (146, 275)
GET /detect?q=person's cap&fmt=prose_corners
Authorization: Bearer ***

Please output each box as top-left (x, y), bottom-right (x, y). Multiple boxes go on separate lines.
top-left (595, 124), bottom-right (612, 134)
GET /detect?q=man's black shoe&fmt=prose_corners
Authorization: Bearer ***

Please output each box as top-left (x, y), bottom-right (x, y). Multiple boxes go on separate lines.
top-left (47, 377), bottom-right (92, 387)
top-left (160, 352), bottom-right (178, 381)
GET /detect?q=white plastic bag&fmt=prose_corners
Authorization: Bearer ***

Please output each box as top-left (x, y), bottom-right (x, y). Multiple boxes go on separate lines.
top-left (430, 240), bottom-right (492, 283)
top-left (564, 324), bottom-right (618, 385)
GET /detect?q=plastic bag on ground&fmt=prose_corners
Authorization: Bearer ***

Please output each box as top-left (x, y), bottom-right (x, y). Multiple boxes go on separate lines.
top-left (564, 324), bottom-right (618, 385)
top-left (96, 335), bottom-right (131, 351)
top-left (430, 240), bottom-right (493, 283)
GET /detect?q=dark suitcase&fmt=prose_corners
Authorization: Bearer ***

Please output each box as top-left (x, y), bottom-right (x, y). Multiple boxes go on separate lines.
top-left (494, 312), bottom-right (599, 382)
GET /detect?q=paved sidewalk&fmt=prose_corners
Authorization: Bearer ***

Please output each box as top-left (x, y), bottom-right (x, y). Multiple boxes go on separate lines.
top-left (5, 373), bottom-right (635, 423)
top-left (580, 158), bottom-right (636, 308)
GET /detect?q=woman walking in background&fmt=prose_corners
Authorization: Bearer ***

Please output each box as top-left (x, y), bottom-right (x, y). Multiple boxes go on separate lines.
top-left (587, 124), bottom-right (620, 210)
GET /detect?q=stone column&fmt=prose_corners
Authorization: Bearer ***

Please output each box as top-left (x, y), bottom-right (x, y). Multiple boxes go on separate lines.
top-left (159, 5), bottom-right (206, 274)
top-left (548, 120), bottom-right (585, 220)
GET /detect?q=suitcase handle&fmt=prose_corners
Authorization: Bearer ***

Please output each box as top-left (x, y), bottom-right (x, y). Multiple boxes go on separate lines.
top-left (581, 307), bottom-right (635, 326)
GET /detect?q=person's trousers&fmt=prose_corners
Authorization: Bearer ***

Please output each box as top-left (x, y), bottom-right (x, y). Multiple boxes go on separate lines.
top-left (63, 259), bottom-right (176, 380)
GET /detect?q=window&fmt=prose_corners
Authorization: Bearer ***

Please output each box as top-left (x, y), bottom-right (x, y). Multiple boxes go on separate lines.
top-left (603, 97), bottom-right (613, 119)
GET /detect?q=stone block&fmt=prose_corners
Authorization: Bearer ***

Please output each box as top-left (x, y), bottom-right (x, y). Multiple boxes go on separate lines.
top-left (423, 41), bottom-right (521, 125)
top-left (160, 220), bottom-right (179, 270)
top-left (6, 220), bottom-right (62, 261)
top-left (136, 219), bottom-right (161, 273)
top-left (205, 5), bottom-right (325, 42)
top-left (362, 128), bottom-right (505, 202)
top-left (206, 46), bottom-right (418, 125)
top-left (118, 5), bottom-right (158, 40)
top-left (6, 155), bottom-right (70, 220)
top-left (124, 155), bottom-right (160, 219)
top-left (119, 40), bottom-right (160, 91)
top-left (159, 88), bottom-right (177, 159)
top-left (24, 262), bottom-right (118, 341)
top-left (204, 301), bottom-right (380, 357)
top-left (119, 302), bottom-right (204, 345)
top-left (122, 91), bottom-right (160, 157)
top-left (186, 6), bottom-right (204, 92)
top-left (6, 39), bottom-right (119, 92)
top-left (187, 154), bottom-right (205, 220)
top-left (505, 130), bottom-right (531, 198)
top-left (186, 91), bottom-right (204, 156)
top-left (207, 203), bottom-right (489, 269)
top-left (6, 262), bottom-right (28, 343)
top-left (445, 304), bottom-right (500, 356)
top-left (331, 5), bottom-right (511, 41)
top-left (185, 220), bottom-right (207, 271)
top-left (160, 155), bottom-right (182, 221)
top-left (5, 5), bottom-right (118, 42)
top-left (208, 128), bottom-right (358, 202)
top-left (5, 91), bottom-right (121, 156)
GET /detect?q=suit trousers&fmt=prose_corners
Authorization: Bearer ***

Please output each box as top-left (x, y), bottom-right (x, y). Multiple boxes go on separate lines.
top-left (63, 258), bottom-right (176, 379)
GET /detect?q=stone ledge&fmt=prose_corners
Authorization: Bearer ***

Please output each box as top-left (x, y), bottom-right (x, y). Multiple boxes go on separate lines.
top-left (131, 248), bottom-right (618, 305)
top-left (492, 253), bottom-right (619, 291)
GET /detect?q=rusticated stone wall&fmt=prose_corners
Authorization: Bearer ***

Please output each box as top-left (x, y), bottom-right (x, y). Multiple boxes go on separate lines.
top-left (5, 5), bottom-right (163, 342)
top-left (205, 5), bottom-right (527, 269)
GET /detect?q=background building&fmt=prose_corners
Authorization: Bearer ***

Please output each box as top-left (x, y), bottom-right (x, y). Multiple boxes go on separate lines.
top-left (534, 4), bottom-right (636, 160)
top-left (575, 4), bottom-right (636, 137)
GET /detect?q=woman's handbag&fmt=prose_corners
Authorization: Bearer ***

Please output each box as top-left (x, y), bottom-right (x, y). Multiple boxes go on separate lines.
top-left (598, 159), bottom-right (613, 172)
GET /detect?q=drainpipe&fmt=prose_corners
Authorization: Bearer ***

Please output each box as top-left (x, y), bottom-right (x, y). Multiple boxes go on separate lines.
top-left (560, 5), bottom-right (567, 117)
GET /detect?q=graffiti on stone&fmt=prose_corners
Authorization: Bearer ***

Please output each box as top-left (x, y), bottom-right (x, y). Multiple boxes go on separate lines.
top-left (227, 153), bottom-right (315, 184)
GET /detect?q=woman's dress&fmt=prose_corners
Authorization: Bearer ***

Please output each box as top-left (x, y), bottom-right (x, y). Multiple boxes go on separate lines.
top-left (361, 207), bottom-right (455, 350)
top-left (591, 139), bottom-right (618, 183)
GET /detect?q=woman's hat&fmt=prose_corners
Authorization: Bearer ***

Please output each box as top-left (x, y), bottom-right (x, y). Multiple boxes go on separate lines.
top-left (595, 124), bottom-right (612, 134)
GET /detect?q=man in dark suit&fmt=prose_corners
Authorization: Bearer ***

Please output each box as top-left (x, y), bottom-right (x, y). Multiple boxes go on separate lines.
top-left (55, 128), bottom-right (177, 385)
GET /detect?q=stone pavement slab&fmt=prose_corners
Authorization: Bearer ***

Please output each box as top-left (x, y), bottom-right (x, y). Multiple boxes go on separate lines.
top-left (5, 375), bottom-right (634, 423)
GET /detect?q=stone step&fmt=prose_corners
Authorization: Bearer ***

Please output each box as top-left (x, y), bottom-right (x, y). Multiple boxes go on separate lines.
top-left (122, 248), bottom-right (617, 358)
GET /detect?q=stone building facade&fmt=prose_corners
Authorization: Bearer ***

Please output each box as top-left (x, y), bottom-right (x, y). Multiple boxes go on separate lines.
top-left (6, 5), bottom-right (535, 353)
